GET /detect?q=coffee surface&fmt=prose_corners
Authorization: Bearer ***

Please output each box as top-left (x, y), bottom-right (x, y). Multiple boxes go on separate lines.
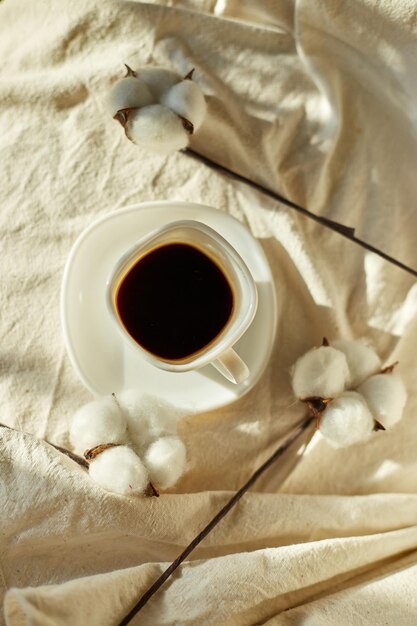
top-left (116, 243), bottom-right (234, 360)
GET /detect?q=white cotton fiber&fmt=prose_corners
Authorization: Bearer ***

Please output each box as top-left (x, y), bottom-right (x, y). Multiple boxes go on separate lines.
top-left (117, 389), bottom-right (183, 453)
top-left (106, 77), bottom-right (154, 117)
top-left (332, 339), bottom-right (381, 388)
top-left (89, 445), bottom-right (149, 495)
top-left (319, 391), bottom-right (375, 447)
top-left (161, 80), bottom-right (207, 130)
top-left (116, 389), bottom-right (153, 452)
top-left (70, 397), bottom-right (127, 455)
top-left (126, 104), bottom-right (189, 153)
top-left (136, 67), bottom-right (182, 101)
top-left (358, 373), bottom-right (407, 428)
top-left (144, 436), bottom-right (187, 489)
top-left (291, 346), bottom-right (350, 399)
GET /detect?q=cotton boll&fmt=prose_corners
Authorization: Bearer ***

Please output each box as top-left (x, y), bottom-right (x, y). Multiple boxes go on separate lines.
top-left (89, 445), bottom-right (149, 495)
top-left (117, 390), bottom-right (183, 453)
top-left (319, 391), bottom-right (375, 447)
top-left (358, 373), bottom-right (407, 427)
top-left (117, 389), bottom-right (153, 452)
top-left (106, 77), bottom-right (154, 117)
top-left (136, 67), bottom-right (182, 101)
top-left (144, 436), bottom-right (187, 489)
top-left (332, 339), bottom-right (381, 388)
top-left (161, 80), bottom-right (206, 130)
top-left (70, 397), bottom-right (127, 455)
top-left (125, 104), bottom-right (189, 154)
top-left (144, 395), bottom-right (184, 439)
top-left (291, 346), bottom-right (350, 399)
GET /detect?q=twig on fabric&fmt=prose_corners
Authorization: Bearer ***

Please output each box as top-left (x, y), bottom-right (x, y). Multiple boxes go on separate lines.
top-left (0, 422), bottom-right (89, 469)
top-left (50, 442), bottom-right (90, 469)
top-left (0, 554), bottom-right (8, 592)
top-left (118, 414), bottom-right (315, 626)
top-left (183, 148), bottom-right (417, 279)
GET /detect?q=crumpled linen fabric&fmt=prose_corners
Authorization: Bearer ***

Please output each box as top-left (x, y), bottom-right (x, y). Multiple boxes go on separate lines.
top-left (1, 0), bottom-right (417, 624)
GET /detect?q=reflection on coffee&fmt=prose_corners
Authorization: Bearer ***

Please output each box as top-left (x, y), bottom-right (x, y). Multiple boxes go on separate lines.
top-left (115, 243), bottom-right (234, 360)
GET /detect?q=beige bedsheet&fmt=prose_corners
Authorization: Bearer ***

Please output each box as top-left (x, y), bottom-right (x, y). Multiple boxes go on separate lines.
top-left (1, 0), bottom-right (417, 624)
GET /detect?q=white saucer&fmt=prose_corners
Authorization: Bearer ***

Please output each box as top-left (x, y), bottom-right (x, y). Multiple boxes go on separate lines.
top-left (61, 202), bottom-right (277, 413)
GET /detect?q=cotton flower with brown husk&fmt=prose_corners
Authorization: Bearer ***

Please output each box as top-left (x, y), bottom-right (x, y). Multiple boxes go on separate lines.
top-left (291, 338), bottom-right (407, 448)
top-left (107, 65), bottom-right (206, 154)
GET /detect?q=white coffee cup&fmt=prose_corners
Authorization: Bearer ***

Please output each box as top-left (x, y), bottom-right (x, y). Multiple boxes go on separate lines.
top-left (106, 220), bottom-right (258, 384)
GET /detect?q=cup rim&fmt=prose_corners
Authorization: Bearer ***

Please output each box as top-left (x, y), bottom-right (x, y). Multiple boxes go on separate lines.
top-left (106, 219), bottom-right (258, 372)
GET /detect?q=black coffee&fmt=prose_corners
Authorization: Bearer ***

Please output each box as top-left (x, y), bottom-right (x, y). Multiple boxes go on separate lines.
top-left (116, 243), bottom-right (234, 360)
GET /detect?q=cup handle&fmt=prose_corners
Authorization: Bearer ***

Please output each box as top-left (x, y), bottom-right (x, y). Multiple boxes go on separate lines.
top-left (212, 348), bottom-right (250, 384)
